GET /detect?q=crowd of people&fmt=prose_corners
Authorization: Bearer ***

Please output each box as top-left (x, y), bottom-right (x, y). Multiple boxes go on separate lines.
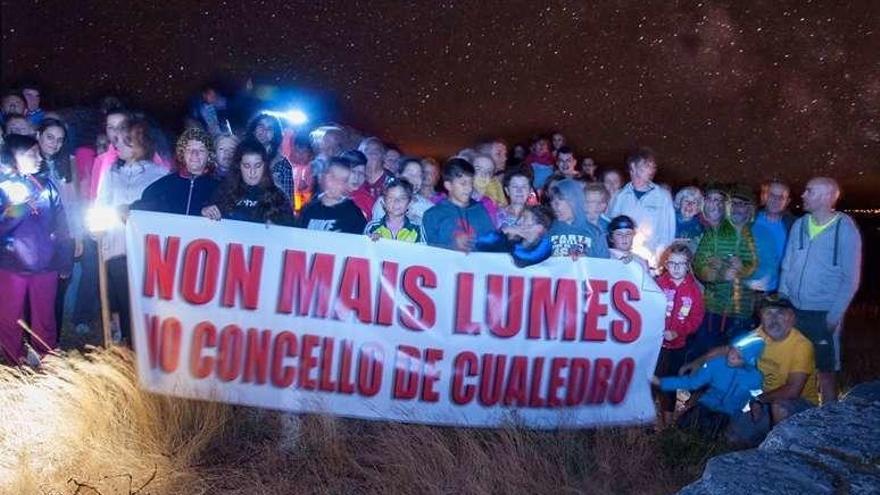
top-left (0, 82), bottom-right (863, 444)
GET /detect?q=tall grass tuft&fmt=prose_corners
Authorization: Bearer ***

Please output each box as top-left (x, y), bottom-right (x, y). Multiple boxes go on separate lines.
top-left (0, 347), bottom-right (228, 494)
top-left (0, 347), bottom-right (730, 495)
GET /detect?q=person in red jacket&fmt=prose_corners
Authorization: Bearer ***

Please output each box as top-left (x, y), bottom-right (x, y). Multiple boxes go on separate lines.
top-left (653, 241), bottom-right (706, 426)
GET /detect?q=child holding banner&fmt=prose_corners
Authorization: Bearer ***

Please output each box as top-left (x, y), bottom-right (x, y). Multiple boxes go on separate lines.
top-left (653, 242), bottom-right (705, 427)
top-left (608, 215), bottom-right (649, 271)
top-left (475, 205), bottom-right (553, 267)
top-left (364, 177), bottom-right (426, 243)
top-left (422, 158), bottom-right (495, 251)
top-left (298, 157), bottom-right (367, 234)
top-left (546, 178), bottom-right (609, 258)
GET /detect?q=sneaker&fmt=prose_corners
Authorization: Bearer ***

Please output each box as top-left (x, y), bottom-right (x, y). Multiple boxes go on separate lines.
top-left (111, 320), bottom-right (122, 344)
top-left (24, 344), bottom-right (41, 369)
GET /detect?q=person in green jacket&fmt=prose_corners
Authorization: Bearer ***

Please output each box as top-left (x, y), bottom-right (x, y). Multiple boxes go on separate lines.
top-left (690, 184), bottom-right (758, 360)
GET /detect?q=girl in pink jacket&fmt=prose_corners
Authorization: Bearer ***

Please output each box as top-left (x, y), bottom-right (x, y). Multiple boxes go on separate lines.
top-left (653, 242), bottom-right (705, 426)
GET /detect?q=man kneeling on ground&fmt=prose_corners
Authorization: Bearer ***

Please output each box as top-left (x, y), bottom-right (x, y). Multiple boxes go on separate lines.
top-left (680, 297), bottom-right (818, 446)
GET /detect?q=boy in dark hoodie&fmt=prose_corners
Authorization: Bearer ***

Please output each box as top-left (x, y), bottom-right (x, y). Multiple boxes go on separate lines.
top-left (547, 178), bottom-right (609, 258)
top-left (653, 333), bottom-right (765, 439)
top-left (423, 158), bottom-right (495, 251)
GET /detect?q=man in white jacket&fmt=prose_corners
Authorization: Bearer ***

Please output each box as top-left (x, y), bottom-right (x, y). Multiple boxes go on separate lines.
top-left (607, 147), bottom-right (675, 267)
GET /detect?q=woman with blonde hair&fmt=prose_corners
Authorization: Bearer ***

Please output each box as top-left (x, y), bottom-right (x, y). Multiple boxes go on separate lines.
top-left (674, 186), bottom-right (705, 252)
top-left (132, 127), bottom-right (221, 216)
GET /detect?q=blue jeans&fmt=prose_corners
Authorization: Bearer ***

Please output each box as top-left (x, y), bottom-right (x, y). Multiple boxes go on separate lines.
top-left (726, 399), bottom-right (814, 447)
top-left (71, 238), bottom-right (100, 326)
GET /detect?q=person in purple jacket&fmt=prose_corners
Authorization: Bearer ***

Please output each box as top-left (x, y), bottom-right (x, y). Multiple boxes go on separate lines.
top-left (0, 134), bottom-right (73, 365)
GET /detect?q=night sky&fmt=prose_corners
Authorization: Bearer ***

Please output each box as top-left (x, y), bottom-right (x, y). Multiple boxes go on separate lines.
top-left (2, 1), bottom-right (879, 205)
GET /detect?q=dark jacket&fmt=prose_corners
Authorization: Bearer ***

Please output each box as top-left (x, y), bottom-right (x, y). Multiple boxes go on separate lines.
top-left (132, 171), bottom-right (220, 216)
top-left (422, 198), bottom-right (496, 250)
top-left (475, 230), bottom-right (552, 267)
top-left (225, 185), bottom-right (295, 226)
top-left (0, 169), bottom-right (73, 274)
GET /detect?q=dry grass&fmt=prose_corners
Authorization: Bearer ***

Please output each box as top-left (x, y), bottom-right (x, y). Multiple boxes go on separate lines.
top-left (0, 347), bottom-right (228, 494)
top-left (0, 347), bottom-right (718, 495)
top-left (3, 304), bottom-right (874, 495)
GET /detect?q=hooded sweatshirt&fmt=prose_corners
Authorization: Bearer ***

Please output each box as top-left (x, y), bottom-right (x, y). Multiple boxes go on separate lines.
top-left (422, 198), bottom-right (495, 250)
top-left (779, 213), bottom-right (862, 327)
top-left (547, 179), bottom-right (610, 258)
top-left (660, 334), bottom-right (765, 416)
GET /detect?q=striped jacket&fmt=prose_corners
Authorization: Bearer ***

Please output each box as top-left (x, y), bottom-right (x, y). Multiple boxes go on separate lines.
top-left (364, 217), bottom-right (426, 244)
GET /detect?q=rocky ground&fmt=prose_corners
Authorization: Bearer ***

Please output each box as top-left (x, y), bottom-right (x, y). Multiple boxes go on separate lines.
top-left (679, 381), bottom-right (880, 494)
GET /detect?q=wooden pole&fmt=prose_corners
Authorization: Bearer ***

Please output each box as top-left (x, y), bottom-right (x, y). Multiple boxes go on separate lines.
top-left (16, 319), bottom-right (62, 357)
top-left (96, 234), bottom-right (113, 347)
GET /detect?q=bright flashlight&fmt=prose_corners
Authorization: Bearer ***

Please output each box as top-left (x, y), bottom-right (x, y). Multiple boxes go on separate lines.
top-left (86, 206), bottom-right (122, 233)
top-left (0, 181), bottom-right (31, 205)
top-left (264, 108), bottom-right (308, 126)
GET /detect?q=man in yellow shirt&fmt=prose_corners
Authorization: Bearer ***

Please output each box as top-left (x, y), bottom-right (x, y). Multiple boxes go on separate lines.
top-left (754, 311), bottom-right (819, 408)
top-left (681, 297), bottom-right (817, 445)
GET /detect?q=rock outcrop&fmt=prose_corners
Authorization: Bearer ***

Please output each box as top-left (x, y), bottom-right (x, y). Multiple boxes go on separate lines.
top-left (679, 381), bottom-right (880, 494)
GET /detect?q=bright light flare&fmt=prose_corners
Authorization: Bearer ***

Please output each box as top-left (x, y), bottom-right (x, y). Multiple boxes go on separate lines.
top-left (86, 206), bottom-right (122, 233)
top-left (0, 180), bottom-right (31, 205)
top-left (264, 108), bottom-right (308, 126)
top-left (631, 231), bottom-right (656, 267)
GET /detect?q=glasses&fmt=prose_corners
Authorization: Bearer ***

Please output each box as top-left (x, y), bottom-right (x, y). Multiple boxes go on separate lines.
top-left (665, 261), bottom-right (689, 269)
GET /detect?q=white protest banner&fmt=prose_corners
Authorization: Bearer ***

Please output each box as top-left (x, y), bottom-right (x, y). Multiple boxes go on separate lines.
top-left (125, 211), bottom-right (665, 429)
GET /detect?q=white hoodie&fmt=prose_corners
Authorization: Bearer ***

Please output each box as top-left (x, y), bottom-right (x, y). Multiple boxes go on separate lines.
top-left (607, 182), bottom-right (675, 266)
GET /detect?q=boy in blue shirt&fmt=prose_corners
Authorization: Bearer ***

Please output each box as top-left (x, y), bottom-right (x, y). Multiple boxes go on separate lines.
top-left (423, 158), bottom-right (495, 251)
top-left (653, 333), bottom-right (765, 437)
